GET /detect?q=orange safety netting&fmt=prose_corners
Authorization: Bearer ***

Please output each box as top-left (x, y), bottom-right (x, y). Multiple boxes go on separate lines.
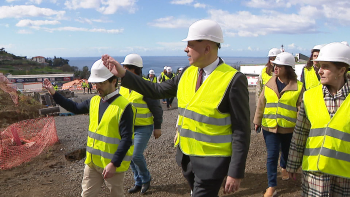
top-left (0, 117), bottom-right (58, 169)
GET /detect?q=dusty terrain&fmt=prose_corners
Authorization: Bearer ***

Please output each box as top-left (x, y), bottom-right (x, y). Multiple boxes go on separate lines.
top-left (0, 91), bottom-right (302, 197)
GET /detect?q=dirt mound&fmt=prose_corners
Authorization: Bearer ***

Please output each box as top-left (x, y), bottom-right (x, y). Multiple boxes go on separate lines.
top-left (0, 83), bottom-right (45, 129)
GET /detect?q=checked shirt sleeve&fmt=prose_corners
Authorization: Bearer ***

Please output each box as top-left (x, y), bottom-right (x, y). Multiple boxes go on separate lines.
top-left (286, 101), bottom-right (311, 173)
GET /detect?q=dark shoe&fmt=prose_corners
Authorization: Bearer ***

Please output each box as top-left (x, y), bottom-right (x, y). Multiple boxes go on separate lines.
top-left (141, 181), bottom-right (151, 194)
top-left (128, 185), bottom-right (141, 194)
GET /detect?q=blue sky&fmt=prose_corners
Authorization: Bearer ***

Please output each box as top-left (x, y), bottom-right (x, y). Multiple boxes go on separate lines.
top-left (1, 0), bottom-right (350, 58)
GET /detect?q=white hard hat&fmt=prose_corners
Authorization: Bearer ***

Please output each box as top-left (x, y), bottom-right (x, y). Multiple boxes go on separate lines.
top-left (182, 19), bottom-right (224, 43)
top-left (314, 42), bottom-right (350, 66)
top-left (88, 59), bottom-right (114, 83)
top-left (178, 67), bottom-right (183, 71)
top-left (312, 44), bottom-right (324, 51)
top-left (166, 67), bottom-right (172, 72)
top-left (272, 52), bottom-right (295, 68)
top-left (268, 48), bottom-right (282, 57)
top-left (149, 70), bottom-right (155, 74)
top-left (341, 41), bottom-right (349, 46)
top-left (163, 66), bottom-right (167, 70)
top-left (121, 54), bottom-right (143, 68)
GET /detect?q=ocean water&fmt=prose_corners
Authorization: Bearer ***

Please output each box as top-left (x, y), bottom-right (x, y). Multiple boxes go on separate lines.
top-left (66, 56), bottom-right (267, 76)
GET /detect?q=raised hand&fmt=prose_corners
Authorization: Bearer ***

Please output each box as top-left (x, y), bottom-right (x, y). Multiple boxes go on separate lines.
top-left (43, 78), bottom-right (55, 95)
top-left (101, 54), bottom-right (126, 77)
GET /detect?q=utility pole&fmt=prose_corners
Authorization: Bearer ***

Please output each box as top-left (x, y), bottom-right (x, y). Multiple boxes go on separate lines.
top-left (281, 44), bottom-right (284, 52)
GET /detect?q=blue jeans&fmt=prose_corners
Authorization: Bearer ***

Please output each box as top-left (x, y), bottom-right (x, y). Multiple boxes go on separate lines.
top-left (263, 129), bottom-right (293, 187)
top-left (130, 125), bottom-right (153, 186)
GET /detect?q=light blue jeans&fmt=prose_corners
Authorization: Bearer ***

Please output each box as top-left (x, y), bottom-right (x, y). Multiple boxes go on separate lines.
top-left (130, 125), bottom-right (153, 186)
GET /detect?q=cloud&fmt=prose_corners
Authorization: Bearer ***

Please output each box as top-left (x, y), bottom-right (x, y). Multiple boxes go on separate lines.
top-left (65, 0), bottom-right (137, 14)
top-left (17, 29), bottom-right (33, 34)
top-left (32, 26), bottom-right (124, 33)
top-left (170, 0), bottom-right (193, 5)
top-left (0, 44), bottom-right (14, 49)
top-left (288, 43), bottom-right (296, 49)
top-left (0, 5), bottom-right (65, 19)
top-left (149, 16), bottom-right (197, 28)
top-left (16, 19), bottom-right (60, 27)
top-left (193, 3), bottom-right (206, 8)
top-left (209, 9), bottom-right (317, 37)
top-left (5, 0), bottom-right (19, 2)
top-left (29, 0), bottom-right (43, 4)
top-left (244, 0), bottom-right (292, 8)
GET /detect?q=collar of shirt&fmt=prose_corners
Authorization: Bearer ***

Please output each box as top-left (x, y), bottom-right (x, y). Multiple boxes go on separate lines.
top-left (101, 89), bottom-right (119, 102)
top-left (322, 79), bottom-right (350, 99)
top-left (201, 57), bottom-right (220, 82)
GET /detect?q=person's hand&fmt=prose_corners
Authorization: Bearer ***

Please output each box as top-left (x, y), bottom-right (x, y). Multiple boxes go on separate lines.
top-left (43, 78), bottom-right (55, 95)
top-left (174, 132), bottom-right (178, 145)
top-left (101, 54), bottom-right (126, 77)
top-left (289, 172), bottom-right (297, 181)
top-left (153, 129), bottom-right (161, 139)
top-left (102, 163), bottom-right (116, 179)
top-left (223, 176), bottom-right (241, 194)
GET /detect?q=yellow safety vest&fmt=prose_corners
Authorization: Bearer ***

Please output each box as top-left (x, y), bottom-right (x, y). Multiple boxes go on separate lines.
top-left (53, 85), bottom-right (58, 91)
top-left (304, 67), bottom-right (320, 90)
top-left (86, 95), bottom-right (135, 172)
top-left (302, 85), bottom-right (350, 178)
top-left (149, 77), bottom-right (157, 83)
top-left (262, 81), bottom-right (303, 128)
top-left (120, 83), bottom-right (154, 126)
top-left (176, 63), bottom-right (237, 157)
top-left (261, 67), bottom-right (272, 85)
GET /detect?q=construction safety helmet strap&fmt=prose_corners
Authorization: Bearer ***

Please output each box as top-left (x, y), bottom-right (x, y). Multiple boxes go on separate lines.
top-left (268, 48), bottom-right (282, 57)
top-left (149, 70), bottom-right (155, 74)
top-left (121, 54), bottom-right (143, 68)
top-left (88, 59), bottom-right (114, 83)
top-left (272, 52), bottom-right (296, 68)
top-left (182, 19), bottom-right (224, 43)
top-left (314, 42), bottom-right (350, 66)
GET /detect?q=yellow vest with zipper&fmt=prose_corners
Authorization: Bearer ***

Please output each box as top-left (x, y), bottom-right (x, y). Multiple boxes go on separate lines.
top-left (302, 85), bottom-right (350, 179)
top-left (262, 81), bottom-right (303, 128)
top-left (304, 67), bottom-right (320, 90)
top-left (120, 81), bottom-right (154, 126)
top-left (85, 95), bottom-right (134, 172)
top-left (261, 67), bottom-right (272, 85)
top-left (175, 63), bottom-right (237, 157)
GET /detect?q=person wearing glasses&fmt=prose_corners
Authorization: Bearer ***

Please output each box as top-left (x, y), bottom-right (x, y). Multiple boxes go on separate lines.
top-left (43, 59), bottom-right (135, 197)
top-left (254, 52), bottom-right (304, 197)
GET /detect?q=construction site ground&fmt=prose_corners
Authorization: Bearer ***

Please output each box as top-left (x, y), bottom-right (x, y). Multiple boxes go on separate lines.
top-left (0, 90), bottom-right (302, 197)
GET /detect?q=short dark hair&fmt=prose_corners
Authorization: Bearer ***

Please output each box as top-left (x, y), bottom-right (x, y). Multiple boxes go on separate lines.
top-left (196, 40), bottom-right (221, 49)
top-left (107, 75), bottom-right (118, 87)
top-left (123, 64), bottom-right (142, 76)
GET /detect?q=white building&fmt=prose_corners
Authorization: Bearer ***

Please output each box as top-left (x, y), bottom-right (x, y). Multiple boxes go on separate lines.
top-left (31, 56), bottom-right (46, 63)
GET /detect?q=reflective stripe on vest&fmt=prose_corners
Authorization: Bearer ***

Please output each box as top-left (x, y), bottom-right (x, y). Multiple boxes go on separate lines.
top-left (176, 63), bottom-right (237, 157)
top-left (120, 83), bottom-right (153, 126)
top-left (261, 67), bottom-right (272, 85)
top-left (302, 84), bottom-right (350, 178)
top-left (262, 81), bottom-right (302, 128)
top-left (304, 67), bottom-right (320, 90)
top-left (85, 95), bottom-right (135, 172)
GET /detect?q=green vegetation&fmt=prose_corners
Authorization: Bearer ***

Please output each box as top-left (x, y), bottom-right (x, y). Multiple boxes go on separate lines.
top-left (0, 48), bottom-right (90, 78)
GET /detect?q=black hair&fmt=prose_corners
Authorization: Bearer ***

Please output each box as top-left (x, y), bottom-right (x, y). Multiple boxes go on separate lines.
top-left (123, 64), bottom-right (142, 76)
top-left (196, 40), bottom-right (221, 49)
top-left (107, 75), bottom-right (118, 87)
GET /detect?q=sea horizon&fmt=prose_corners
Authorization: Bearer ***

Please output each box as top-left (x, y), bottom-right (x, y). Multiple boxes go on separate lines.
top-left (65, 56), bottom-right (268, 75)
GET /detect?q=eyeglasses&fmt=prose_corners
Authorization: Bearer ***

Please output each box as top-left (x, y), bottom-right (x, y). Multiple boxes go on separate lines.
top-left (269, 57), bottom-right (276, 61)
top-left (273, 64), bottom-right (284, 68)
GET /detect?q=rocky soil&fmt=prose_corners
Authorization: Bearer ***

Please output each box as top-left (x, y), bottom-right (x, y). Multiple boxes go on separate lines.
top-left (0, 92), bottom-right (302, 197)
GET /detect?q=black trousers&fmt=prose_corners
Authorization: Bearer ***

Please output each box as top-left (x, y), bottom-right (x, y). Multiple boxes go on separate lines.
top-left (181, 154), bottom-right (225, 197)
top-left (166, 97), bottom-right (174, 108)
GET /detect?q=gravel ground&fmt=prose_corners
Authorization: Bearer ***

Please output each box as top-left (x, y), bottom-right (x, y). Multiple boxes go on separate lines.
top-left (0, 90), bottom-right (302, 197)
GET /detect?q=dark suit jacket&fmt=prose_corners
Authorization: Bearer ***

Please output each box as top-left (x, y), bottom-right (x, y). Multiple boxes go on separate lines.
top-left (121, 58), bottom-right (251, 180)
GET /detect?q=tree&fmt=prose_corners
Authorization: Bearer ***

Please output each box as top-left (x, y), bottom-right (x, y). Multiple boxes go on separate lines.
top-left (52, 57), bottom-right (69, 67)
top-left (74, 66), bottom-right (90, 79)
top-left (61, 64), bottom-right (72, 72)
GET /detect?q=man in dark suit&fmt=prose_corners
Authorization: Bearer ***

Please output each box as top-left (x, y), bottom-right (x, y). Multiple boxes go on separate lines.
top-left (101, 19), bottom-right (250, 197)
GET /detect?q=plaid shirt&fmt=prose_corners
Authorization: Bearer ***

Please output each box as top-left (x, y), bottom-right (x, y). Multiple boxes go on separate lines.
top-left (286, 79), bottom-right (350, 173)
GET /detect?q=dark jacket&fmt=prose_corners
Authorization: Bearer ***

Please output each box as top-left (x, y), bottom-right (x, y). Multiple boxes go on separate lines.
top-left (52, 93), bottom-right (133, 168)
top-left (121, 58), bottom-right (251, 179)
